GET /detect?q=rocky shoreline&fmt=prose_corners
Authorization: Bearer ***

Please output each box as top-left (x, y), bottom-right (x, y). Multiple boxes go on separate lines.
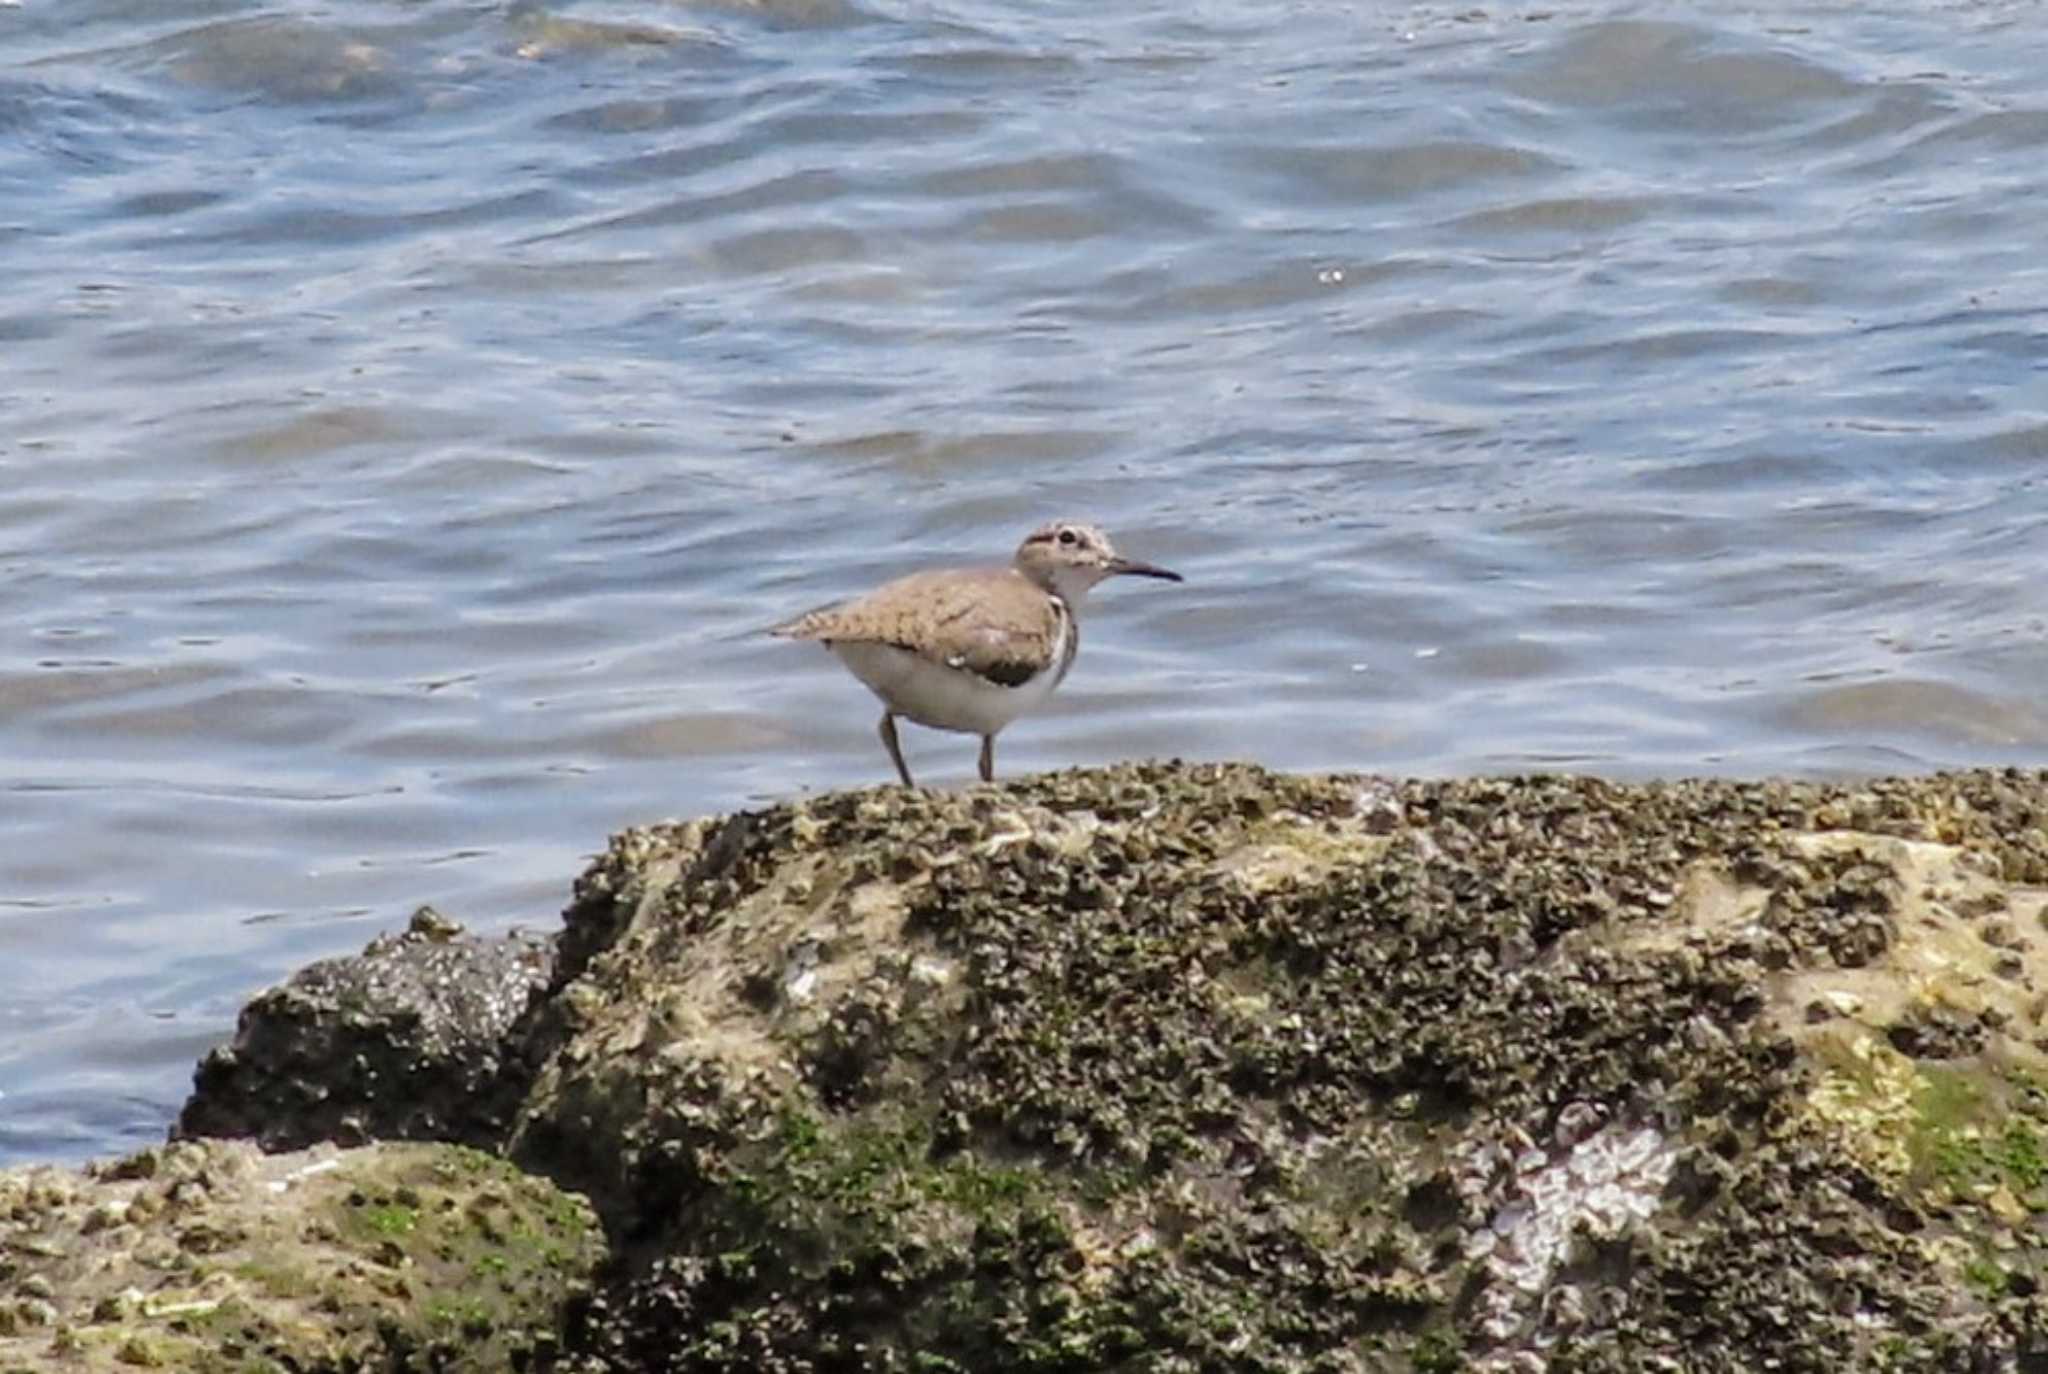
top-left (6, 764), bottom-right (2048, 1371)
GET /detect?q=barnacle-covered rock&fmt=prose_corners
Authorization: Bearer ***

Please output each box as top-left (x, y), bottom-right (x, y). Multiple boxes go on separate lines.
top-left (146, 764), bottom-right (2048, 1368)
top-left (499, 764), bottom-right (2048, 1371)
top-left (177, 905), bottom-right (555, 1151)
top-left (0, 1139), bottom-right (600, 1373)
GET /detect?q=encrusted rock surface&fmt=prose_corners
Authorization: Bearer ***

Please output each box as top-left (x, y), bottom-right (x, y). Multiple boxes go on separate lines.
top-left (508, 764), bottom-right (2048, 1371)
top-left (78, 763), bottom-right (2048, 1368)
top-left (177, 905), bottom-right (554, 1151)
top-left (0, 1138), bottom-right (600, 1373)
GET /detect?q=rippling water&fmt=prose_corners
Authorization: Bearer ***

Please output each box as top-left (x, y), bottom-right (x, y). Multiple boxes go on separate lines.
top-left (2, 0), bottom-right (2044, 1163)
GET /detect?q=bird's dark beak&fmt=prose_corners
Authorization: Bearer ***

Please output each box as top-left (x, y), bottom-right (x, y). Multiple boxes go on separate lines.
top-left (1108, 556), bottom-right (1182, 582)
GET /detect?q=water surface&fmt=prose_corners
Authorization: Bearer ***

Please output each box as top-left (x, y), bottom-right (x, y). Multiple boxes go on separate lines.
top-left (2, 0), bottom-right (2045, 1163)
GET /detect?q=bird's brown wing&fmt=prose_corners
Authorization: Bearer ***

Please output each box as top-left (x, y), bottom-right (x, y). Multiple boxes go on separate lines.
top-left (773, 568), bottom-right (1061, 687)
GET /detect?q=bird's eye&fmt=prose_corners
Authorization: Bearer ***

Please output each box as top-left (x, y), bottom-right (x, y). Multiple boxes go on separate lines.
top-left (1057, 528), bottom-right (1077, 546)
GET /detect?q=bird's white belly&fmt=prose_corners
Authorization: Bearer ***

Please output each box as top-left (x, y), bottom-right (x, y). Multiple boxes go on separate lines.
top-left (830, 642), bottom-right (1061, 735)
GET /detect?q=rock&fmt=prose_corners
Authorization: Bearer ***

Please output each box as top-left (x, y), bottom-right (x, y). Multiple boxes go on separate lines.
top-left (0, 1139), bottom-right (601, 1373)
top-left (176, 905), bottom-right (555, 1151)
top-left (150, 764), bottom-right (2048, 1370)
top-left (500, 764), bottom-right (2048, 1371)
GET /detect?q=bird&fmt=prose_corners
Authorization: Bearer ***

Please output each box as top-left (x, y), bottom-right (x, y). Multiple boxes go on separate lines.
top-left (771, 520), bottom-right (1182, 786)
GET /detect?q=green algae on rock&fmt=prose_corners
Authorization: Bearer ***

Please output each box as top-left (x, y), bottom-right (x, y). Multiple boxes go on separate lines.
top-left (0, 1139), bottom-right (601, 1374)
top-left (501, 764), bottom-right (2048, 1371)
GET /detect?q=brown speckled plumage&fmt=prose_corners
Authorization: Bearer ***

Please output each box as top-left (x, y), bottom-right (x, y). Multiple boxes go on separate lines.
top-left (773, 566), bottom-right (1069, 690)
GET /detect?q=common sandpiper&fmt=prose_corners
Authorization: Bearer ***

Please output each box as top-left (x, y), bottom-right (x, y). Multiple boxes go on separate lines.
top-left (772, 520), bottom-right (1182, 786)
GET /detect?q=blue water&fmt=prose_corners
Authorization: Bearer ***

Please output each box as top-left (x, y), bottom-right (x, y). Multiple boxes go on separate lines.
top-left (2, 0), bottom-right (2044, 1164)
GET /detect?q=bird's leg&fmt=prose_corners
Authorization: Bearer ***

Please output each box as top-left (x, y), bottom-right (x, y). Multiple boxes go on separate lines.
top-left (978, 734), bottom-right (995, 783)
top-left (879, 713), bottom-right (916, 788)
